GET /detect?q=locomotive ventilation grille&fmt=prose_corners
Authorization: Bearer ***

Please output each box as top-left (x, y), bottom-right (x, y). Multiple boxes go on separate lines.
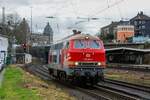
top-left (78, 62), bottom-right (98, 66)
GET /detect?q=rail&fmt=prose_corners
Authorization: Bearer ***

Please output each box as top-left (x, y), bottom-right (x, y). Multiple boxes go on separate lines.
top-left (22, 64), bottom-right (150, 100)
top-left (107, 63), bottom-right (150, 72)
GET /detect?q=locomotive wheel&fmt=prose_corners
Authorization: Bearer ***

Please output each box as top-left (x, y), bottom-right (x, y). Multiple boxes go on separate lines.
top-left (79, 77), bottom-right (86, 86)
top-left (48, 68), bottom-right (53, 75)
top-left (100, 75), bottom-right (105, 81)
top-left (59, 72), bottom-right (66, 81)
top-left (62, 72), bottom-right (66, 81)
top-left (90, 78), bottom-right (95, 86)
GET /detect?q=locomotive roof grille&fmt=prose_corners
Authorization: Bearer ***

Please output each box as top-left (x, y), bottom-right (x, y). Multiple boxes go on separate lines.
top-left (51, 34), bottom-right (101, 47)
top-left (70, 34), bottom-right (100, 40)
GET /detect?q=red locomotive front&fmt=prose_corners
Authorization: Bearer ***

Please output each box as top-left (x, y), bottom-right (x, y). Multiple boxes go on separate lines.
top-left (48, 33), bottom-right (106, 85)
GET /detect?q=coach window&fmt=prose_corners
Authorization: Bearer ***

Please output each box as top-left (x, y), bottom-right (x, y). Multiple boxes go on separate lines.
top-left (66, 42), bottom-right (69, 48)
top-left (52, 51), bottom-right (57, 63)
top-left (51, 45), bottom-right (56, 63)
top-left (58, 42), bottom-right (63, 49)
top-left (64, 41), bottom-right (69, 49)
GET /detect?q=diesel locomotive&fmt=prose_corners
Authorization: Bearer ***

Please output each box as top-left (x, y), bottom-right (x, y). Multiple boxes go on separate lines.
top-left (48, 31), bottom-right (106, 85)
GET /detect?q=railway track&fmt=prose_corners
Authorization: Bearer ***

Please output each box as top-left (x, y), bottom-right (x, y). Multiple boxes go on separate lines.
top-left (24, 64), bottom-right (109, 100)
top-left (97, 81), bottom-right (150, 100)
top-left (23, 64), bottom-right (150, 100)
top-left (105, 79), bottom-right (150, 93)
top-left (107, 63), bottom-right (150, 72)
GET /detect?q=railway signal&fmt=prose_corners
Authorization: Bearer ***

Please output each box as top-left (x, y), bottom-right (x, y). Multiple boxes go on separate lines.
top-left (22, 43), bottom-right (26, 52)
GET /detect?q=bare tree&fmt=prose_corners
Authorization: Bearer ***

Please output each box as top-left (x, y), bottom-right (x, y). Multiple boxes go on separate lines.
top-left (7, 12), bottom-right (21, 27)
top-left (15, 18), bottom-right (30, 44)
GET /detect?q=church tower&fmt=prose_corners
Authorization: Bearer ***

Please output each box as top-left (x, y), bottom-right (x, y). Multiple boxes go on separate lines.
top-left (43, 22), bottom-right (53, 44)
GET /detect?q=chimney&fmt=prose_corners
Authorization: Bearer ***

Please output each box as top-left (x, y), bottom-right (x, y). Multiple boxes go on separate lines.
top-left (140, 11), bottom-right (143, 15)
top-left (77, 31), bottom-right (81, 34)
top-left (73, 30), bottom-right (81, 35)
top-left (73, 30), bottom-right (77, 34)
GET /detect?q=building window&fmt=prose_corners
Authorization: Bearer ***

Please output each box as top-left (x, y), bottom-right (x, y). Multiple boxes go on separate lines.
top-left (142, 25), bottom-right (145, 29)
top-left (134, 21), bottom-right (137, 25)
top-left (142, 21), bottom-right (145, 24)
top-left (138, 26), bottom-right (140, 29)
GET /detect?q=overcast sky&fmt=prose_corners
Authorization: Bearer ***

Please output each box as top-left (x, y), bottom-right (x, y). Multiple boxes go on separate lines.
top-left (0, 0), bottom-right (150, 41)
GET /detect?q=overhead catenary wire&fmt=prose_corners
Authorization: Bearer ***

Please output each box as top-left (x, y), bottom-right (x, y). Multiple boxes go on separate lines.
top-left (89, 0), bottom-right (124, 18)
top-left (47, 0), bottom-right (125, 33)
top-left (74, 0), bottom-right (125, 25)
top-left (115, 0), bottom-right (123, 20)
top-left (46, 0), bottom-right (72, 35)
top-left (107, 0), bottom-right (110, 8)
top-left (70, 0), bottom-right (78, 18)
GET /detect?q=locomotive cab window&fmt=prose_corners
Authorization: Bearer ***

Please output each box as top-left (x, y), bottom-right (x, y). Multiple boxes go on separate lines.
top-left (74, 40), bottom-right (101, 49)
top-left (89, 40), bottom-right (101, 49)
top-left (74, 40), bottom-right (86, 48)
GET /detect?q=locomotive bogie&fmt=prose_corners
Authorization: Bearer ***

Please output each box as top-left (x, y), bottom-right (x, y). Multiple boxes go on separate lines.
top-left (48, 65), bottom-right (104, 85)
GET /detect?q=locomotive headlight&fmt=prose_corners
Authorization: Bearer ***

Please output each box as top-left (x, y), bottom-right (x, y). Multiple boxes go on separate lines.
top-left (75, 62), bottom-right (79, 66)
top-left (85, 36), bottom-right (89, 39)
top-left (98, 62), bottom-right (101, 66)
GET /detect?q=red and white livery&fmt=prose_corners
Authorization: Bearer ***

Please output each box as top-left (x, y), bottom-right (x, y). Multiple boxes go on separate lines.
top-left (48, 32), bottom-right (106, 85)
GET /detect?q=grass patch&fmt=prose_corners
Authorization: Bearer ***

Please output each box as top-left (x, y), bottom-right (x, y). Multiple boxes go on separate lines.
top-left (0, 65), bottom-right (75, 100)
top-left (0, 65), bottom-right (39, 100)
top-left (105, 69), bottom-right (150, 87)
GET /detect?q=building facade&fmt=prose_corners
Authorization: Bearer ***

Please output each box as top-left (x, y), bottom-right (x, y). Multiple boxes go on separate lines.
top-left (30, 34), bottom-right (50, 46)
top-left (101, 21), bottom-right (119, 40)
top-left (30, 22), bottom-right (53, 46)
top-left (43, 22), bottom-right (53, 44)
top-left (101, 21), bottom-right (131, 42)
top-left (130, 11), bottom-right (150, 37)
top-left (116, 25), bottom-right (134, 43)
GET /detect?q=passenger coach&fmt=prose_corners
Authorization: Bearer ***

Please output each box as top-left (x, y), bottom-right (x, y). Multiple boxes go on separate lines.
top-left (48, 32), bottom-right (106, 85)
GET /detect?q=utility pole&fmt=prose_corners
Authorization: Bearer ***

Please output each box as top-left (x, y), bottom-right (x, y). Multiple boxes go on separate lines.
top-left (11, 36), bottom-right (16, 64)
top-left (2, 7), bottom-right (6, 35)
top-left (2, 7), bottom-right (5, 25)
top-left (26, 7), bottom-right (32, 53)
top-left (30, 7), bottom-right (33, 34)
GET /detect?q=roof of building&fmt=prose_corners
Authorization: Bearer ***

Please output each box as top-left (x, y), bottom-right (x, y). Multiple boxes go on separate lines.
top-left (131, 11), bottom-right (150, 21)
top-left (101, 20), bottom-right (130, 30)
top-left (53, 32), bottom-right (101, 45)
top-left (118, 20), bottom-right (130, 25)
top-left (106, 47), bottom-right (150, 54)
top-left (101, 21), bottom-right (119, 29)
top-left (43, 22), bottom-right (53, 36)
